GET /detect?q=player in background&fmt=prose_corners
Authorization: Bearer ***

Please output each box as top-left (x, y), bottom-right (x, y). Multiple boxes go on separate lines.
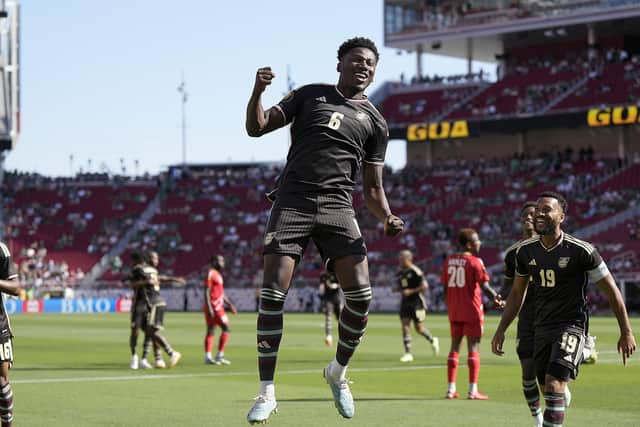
top-left (204, 255), bottom-right (237, 365)
top-left (441, 228), bottom-right (504, 400)
top-left (319, 269), bottom-right (342, 347)
top-left (139, 250), bottom-right (184, 369)
top-left (0, 242), bottom-right (20, 427)
top-left (127, 252), bottom-right (147, 370)
top-left (395, 250), bottom-right (439, 362)
top-left (492, 191), bottom-right (636, 427)
top-left (245, 37), bottom-right (404, 423)
top-left (501, 202), bottom-right (550, 424)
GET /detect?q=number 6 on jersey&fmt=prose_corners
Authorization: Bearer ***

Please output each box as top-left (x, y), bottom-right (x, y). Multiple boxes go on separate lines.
top-left (327, 112), bottom-right (344, 130)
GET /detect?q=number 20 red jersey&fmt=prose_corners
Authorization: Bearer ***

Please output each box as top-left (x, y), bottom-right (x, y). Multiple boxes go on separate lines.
top-left (441, 252), bottom-right (490, 323)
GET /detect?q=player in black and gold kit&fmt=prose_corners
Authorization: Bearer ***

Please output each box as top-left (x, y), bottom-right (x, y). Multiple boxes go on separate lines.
top-left (246, 37), bottom-right (404, 423)
top-left (396, 250), bottom-right (439, 362)
top-left (137, 251), bottom-right (184, 369)
top-left (319, 270), bottom-right (342, 347)
top-left (492, 192), bottom-right (636, 427)
top-left (128, 252), bottom-right (147, 370)
top-left (0, 241), bottom-right (20, 427)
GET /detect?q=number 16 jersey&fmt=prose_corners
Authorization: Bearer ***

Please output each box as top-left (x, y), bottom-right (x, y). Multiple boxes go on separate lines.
top-left (441, 252), bottom-right (490, 323)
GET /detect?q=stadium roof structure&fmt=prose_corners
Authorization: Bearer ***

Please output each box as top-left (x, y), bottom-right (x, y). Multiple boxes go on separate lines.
top-left (384, 0), bottom-right (640, 63)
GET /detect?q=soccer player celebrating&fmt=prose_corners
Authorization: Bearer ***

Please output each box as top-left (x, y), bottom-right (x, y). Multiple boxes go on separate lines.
top-left (204, 255), bottom-right (237, 365)
top-left (319, 269), bottom-right (342, 347)
top-left (245, 37), bottom-right (403, 423)
top-left (139, 250), bottom-right (184, 369)
top-left (0, 242), bottom-right (20, 427)
top-left (396, 250), bottom-right (439, 362)
top-left (492, 191), bottom-right (636, 427)
top-left (441, 228), bottom-right (503, 400)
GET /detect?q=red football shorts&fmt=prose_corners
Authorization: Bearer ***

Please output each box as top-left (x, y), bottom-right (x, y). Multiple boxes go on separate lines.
top-left (204, 306), bottom-right (229, 328)
top-left (449, 319), bottom-right (484, 338)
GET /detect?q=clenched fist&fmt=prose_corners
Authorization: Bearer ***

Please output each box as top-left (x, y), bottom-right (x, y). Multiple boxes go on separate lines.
top-left (254, 66), bottom-right (276, 93)
top-left (384, 214), bottom-right (404, 237)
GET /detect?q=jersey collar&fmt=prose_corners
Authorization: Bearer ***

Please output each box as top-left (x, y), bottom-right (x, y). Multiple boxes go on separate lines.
top-left (334, 86), bottom-right (369, 103)
top-left (538, 232), bottom-right (564, 252)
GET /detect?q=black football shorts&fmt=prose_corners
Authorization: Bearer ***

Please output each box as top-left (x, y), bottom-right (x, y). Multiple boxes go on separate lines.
top-left (534, 325), bottom-right (586, 385)
top-left (263, 193), bottom-right (367, 264)
top-left (400, 302), bottom-right (427, 323)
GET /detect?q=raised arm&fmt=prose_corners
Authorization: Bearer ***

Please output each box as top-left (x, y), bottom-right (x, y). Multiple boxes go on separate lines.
top-left (491, 274), bottom-right (529, 356)
top-left (362, 163), bottom-right (403, 237)
top-left (246, 67), bottom-right (286, 137)
top-left (596, 274), bottom-right (636, 365)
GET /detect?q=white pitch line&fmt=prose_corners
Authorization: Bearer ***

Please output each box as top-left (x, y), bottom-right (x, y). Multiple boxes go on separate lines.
top-left (12, 358), bottom-right (635, 385)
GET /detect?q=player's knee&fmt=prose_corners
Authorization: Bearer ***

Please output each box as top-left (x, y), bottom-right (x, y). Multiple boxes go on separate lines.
top-left (261, 281), bottom-right (288, 294)
top-left (221, 323), bottom-right (230, 333)
top-left (544, 375), bottom-right (565, 393)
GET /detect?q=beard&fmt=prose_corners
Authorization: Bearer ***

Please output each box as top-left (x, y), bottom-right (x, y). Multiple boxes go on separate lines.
top-left (535, 221), bottom-right (555, 235)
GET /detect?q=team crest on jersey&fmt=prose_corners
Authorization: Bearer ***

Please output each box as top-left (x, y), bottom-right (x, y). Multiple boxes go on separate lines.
top-left (558, 257), bottom-right (571, 268)
top-left (264, 232), bottom-right (276, 245)
top-left (355, 111), bottom-right (367, 121)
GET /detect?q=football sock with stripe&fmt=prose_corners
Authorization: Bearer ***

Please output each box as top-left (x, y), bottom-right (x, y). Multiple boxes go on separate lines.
top-left (257, 286), bottom-right (287, 382)
top-left (0, 382), bottom-right (13, 427)
top-left (419, 329), bottom-right (434, 343)
top-left (523, 379), bottom-right (542, 419)
top-left (543, 392), bottom-right (565, 426)
top-left (335, 286), bottom-right (372, 367)
top-left (403, 333), bottom-right (412, 354)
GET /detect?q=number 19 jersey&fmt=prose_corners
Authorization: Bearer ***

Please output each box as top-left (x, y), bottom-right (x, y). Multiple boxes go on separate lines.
top-left (441, 252), bottom-right (490, 323)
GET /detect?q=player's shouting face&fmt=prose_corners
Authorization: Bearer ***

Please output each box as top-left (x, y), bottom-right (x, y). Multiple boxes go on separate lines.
top-left (338, 47), bottom-right (377, 92)
top-left (534, 196), bottom-right (564, 235)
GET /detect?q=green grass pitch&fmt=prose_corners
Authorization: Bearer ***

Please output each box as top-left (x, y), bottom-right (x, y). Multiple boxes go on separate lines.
top-left (10, 312), bottom-right (640, 426)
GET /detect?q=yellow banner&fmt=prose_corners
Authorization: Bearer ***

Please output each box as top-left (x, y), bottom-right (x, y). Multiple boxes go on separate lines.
top-left (587, 105), bottom-right (640, 127)
top-left (407, 120), bottom-right (469, 142)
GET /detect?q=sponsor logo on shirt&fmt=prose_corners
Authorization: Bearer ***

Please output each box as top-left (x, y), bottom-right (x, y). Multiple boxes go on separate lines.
top-left (528, 259), bottom-right (537, 266)
top-left (558, 257), bottom-right (570, 268)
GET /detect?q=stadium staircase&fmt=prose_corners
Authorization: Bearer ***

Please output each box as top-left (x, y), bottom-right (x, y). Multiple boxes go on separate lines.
top-left (432, 82), bottom-right (491, 122)
top-left (83, 190), bottom-right (162, 285)
top-left (538, 73), bottom-right (592, 114)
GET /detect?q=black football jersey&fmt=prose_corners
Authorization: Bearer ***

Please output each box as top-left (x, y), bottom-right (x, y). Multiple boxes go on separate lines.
top-left (398, 265), bottom-right (426, 307)
top-left (504, 240), bottom-right (535, 327)
top-left (0, 242), bottom-right (17, 337)
top-left (274, 84), bottom-right (388, 203)
top-left (132, 265), bottom-right (163, 306)
top-left (515, 233), bottom-right (610, 333)
top-left (129, 263), bottom-right (149, 307)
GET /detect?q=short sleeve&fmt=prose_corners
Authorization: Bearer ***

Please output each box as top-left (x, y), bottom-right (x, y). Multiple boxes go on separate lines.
top-left (583, 246), bottom-right (610, 283)
top-left (363, 117), bottom-right (388, 165)
top-left (515, 247), bottom-right (530, 277)
top-left (476, 258), bottom-right (490, 283)
top-left (503, 248), bottom-right (516, 279)
top-left (0, 244), bottom-right (17, 280)
top-left (275, 86), bottom-right (310, 125)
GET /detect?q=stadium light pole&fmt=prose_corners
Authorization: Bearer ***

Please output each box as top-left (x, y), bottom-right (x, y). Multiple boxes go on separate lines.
top-left (177, 73), bottom-right (188, 169)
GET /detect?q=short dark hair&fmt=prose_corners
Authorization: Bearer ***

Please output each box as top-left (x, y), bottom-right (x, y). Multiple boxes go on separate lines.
top-left (130, 251), bottom-right (142, 264)
top-left (337, 37), bottom-right (380, 61)
top-left (458, 228), bottom-right (477, 247)
top-left (538, 191), bottom-right (568, 213)
top-left (520, 201), bottom-right (537, 214)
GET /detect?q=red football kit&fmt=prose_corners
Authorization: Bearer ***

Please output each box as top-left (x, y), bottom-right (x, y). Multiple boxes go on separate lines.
top-left (204, 268), bottom-right (229, 327)
top-left (441, 252), bottom-right (490, 338)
